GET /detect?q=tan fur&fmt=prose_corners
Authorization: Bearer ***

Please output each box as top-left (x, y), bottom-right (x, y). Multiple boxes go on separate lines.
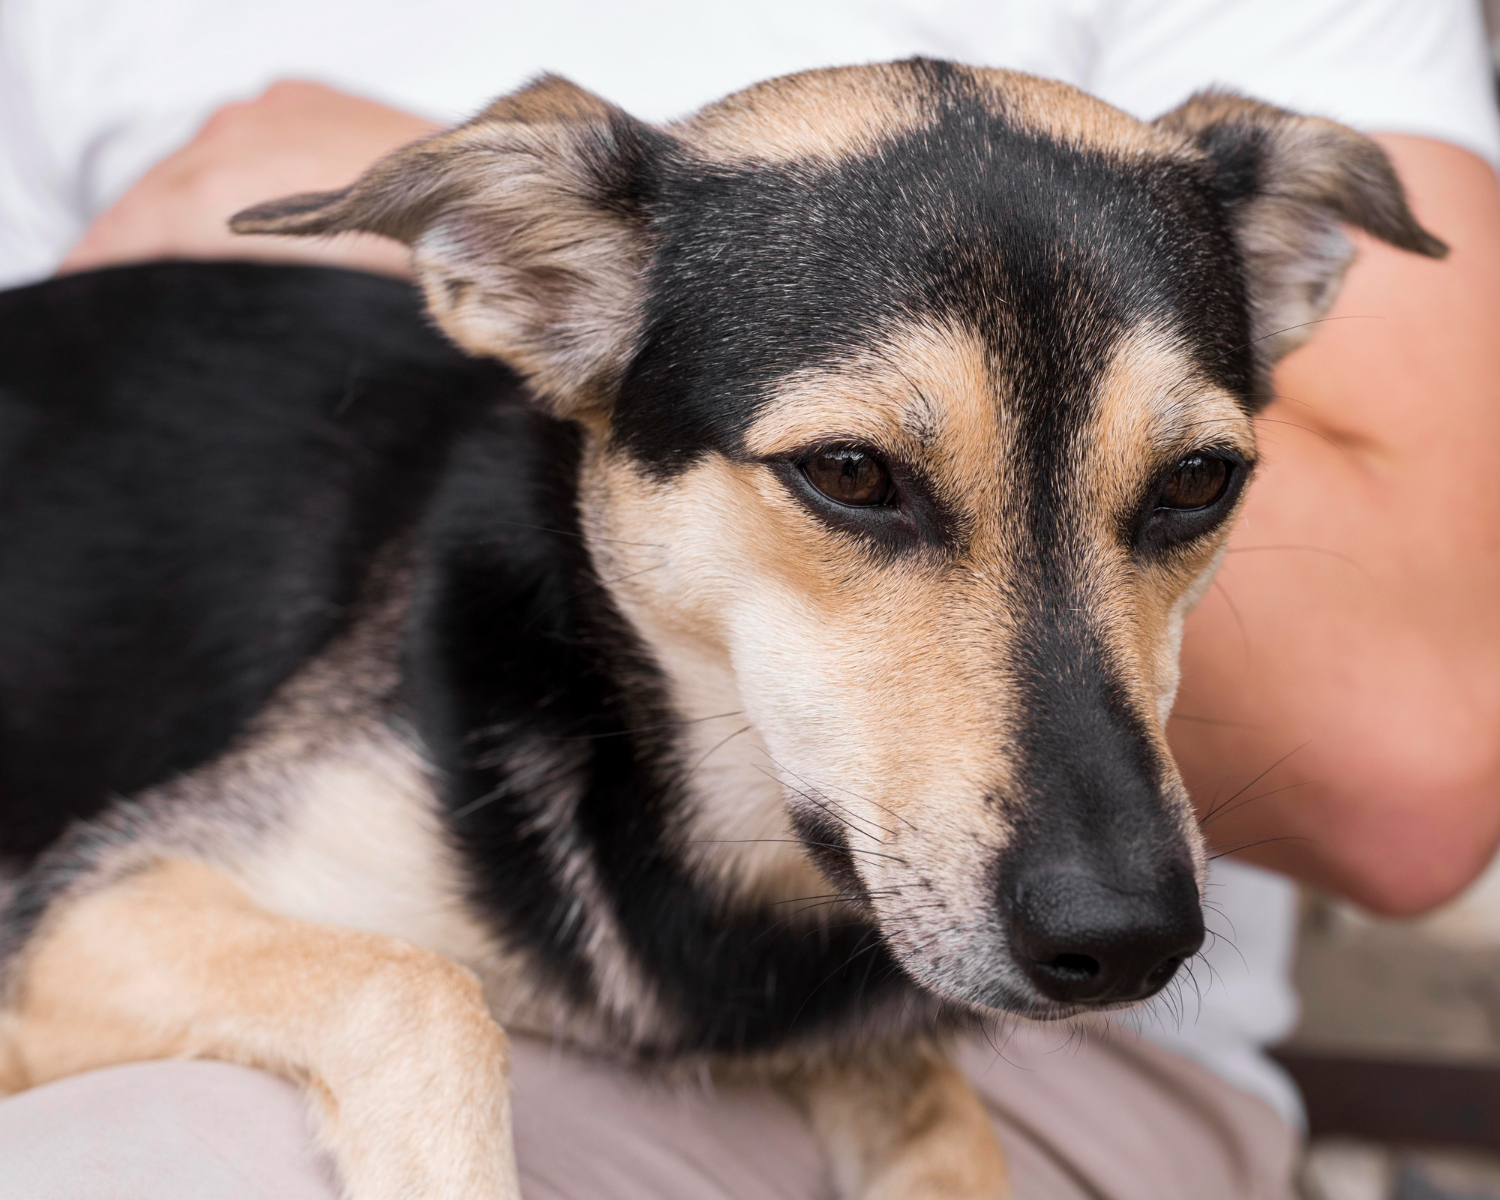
top-left (796, 1053), bottom-right (1009, 1200)
top-left (230, 732), bottom-right (496, 973)
top-left (671, 63), bottom-right (933, 163)
top-left (1, 860), bottom-right (519, 1200)
top-left (964, 67), bottom-right (1187, 159)
top-left (135, 559), bottom-right (666, 1050)
top-left (674, 63), bottom-right (1185, 165)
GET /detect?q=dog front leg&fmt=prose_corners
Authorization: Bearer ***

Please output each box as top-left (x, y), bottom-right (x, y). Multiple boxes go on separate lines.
top-left (794, 1052), bottom-right (1009, 1200)
top-left (2, 858), bottom-right (518, 1200)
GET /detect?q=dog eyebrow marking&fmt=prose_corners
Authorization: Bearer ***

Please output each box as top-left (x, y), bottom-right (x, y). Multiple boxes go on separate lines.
top-left (742, 320), bottom-right (1000, 460)
top-left (1081, 324), bottom-right (1256, 523)
top-left (737, 319), bottom-right (1012, 557)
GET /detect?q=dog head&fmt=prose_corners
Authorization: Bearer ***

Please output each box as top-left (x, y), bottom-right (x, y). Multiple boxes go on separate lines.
top-left (236, 62), bottom-right (1442, 1017)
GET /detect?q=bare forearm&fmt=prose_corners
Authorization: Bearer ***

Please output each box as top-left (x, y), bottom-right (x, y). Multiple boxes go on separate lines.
top-left (1172, 135), bottom-right (1500, 914)
top-left (58, 81), bottom-right (438, 278)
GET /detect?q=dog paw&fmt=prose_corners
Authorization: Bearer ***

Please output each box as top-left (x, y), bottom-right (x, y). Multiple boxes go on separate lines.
top-left (311, 953), bottom-right (522, 1200)
top-left (858, 1152), bottom-right (1010, 1200)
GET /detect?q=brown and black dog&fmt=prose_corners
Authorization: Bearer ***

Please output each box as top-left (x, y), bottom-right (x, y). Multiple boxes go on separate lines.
top-left (0, 61), bottom-right (1440, 1198)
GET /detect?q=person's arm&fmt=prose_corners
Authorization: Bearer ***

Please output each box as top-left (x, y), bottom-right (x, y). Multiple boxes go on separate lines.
top-left (57, 80), bottom-right (438, 278)
top-left (1172, 134), bottom-right (1500, 915)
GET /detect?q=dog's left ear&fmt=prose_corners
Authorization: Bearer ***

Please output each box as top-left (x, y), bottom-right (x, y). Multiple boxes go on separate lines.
top-left (1156, 91), bottom-right (1446, 392)
top-left (231, 75), bottom-right (663, 418)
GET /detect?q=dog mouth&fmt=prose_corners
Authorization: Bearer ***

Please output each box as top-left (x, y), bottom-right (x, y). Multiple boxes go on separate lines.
top-left (883, 932), bottom-right (1200, 1023)
top-left (781, 769), bottom-right (1205, 1016)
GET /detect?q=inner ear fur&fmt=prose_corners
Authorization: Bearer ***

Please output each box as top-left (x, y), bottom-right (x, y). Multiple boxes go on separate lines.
top-left (231, 76), bottom-right (663, 416)
top-left (1156, 91), bottom-right (1447, 390)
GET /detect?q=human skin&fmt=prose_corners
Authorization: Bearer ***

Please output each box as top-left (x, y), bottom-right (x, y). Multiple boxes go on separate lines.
top-left (58, 82), bottom-right (439, 277)
top-left (57, 82), bottom-right (1500, 917)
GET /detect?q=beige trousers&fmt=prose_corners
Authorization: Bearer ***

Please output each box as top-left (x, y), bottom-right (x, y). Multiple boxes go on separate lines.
top-left (0, 1025), bottom-right (1298, 1200)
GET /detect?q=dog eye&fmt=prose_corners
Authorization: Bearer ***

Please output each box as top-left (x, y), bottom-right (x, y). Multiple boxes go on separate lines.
top-left (1159, 453), bottom-right (1231, 510)
top-left (800, 448), bottom-right (895, 507)
top-left (1133, 449), bottom-right (1247, 555)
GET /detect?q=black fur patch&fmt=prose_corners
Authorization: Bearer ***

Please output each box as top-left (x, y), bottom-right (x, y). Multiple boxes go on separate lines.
top-left (0, 263), bottom-right (508, 859)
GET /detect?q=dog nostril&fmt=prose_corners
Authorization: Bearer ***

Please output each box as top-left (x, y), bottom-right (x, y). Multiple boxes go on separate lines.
top-left (1046, 952), bottom-right (1101, 981)
top-left (1147, 955), bottom-right (1184, 987)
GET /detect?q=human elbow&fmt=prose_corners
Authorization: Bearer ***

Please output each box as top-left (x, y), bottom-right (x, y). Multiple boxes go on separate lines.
top-left (1318, 704), bottom-right (1500, 917)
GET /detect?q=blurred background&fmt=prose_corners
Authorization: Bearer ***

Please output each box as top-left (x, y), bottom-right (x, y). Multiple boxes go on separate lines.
top-left (1292, 859), bottom-right (1500, 1199)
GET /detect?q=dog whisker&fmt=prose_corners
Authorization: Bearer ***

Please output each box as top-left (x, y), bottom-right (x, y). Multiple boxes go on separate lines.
top-left (1222, 542), bottom-right (1373, 578)
top-left (797, 775), bottom-right (919, 834)
top-left (771, 890), bottom-right (900, 906)
top-left (1198, 743), bottom-right (1309, 827)
top-left (687, 837), bottom-right (909, 865)
top-left (1218, 312), bottom-right (1380, 359)
top-left (689, 724), bottom-right (755, 773)
top-left (756, 757), bottom-right (896, 837)
top-left (756, 754), bottom-right (911, 838)
top-left (753, 764), bottom-right (890, 843)
top-left (525, 709), bottom-right (746, 743)
top-left (1209, 576), bottom-right (1252, 660)
top-left (1206, 833), bottom-right (1314, 860)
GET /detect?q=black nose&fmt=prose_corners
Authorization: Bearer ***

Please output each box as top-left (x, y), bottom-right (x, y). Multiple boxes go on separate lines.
top-left (1007, 865), bottom-right (1204, 1005)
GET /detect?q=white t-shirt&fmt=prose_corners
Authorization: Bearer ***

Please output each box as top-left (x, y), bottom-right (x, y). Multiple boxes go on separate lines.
top-left (1, 0), bottom-right (1495, 1127)
top-left (0, 0), bottom-right (1496, 289)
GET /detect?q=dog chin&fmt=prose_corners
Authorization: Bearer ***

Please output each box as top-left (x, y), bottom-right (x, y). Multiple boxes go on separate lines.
top-left (887, 946), bottom-right (1050, 1018)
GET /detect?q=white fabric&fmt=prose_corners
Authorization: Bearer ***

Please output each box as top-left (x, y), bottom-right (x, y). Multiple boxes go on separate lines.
top-left (0, 0), bottom-right (1496, 288)
top-left (0, 1060), bottom-right (340, 1199)
top-left (0, 0), bottom-right (1490, 1128)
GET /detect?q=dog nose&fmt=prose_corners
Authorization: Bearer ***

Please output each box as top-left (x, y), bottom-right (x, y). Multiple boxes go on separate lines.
top-left (1007, 865), bottom-right (1204, 1005)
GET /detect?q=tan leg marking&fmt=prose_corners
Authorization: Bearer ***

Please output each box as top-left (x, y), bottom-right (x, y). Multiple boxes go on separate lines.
top-left (2, 859), bottom-right (518, 1200)
top-left (796, 1053), bottom-right (1009, 1200)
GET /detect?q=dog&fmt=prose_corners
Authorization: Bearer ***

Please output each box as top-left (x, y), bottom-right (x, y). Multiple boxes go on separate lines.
top-left (0, 61), bottom-right (1441, 1199)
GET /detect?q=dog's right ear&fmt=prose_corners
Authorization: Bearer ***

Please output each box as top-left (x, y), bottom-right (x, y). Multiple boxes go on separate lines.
top-left (231, 76), bottom-right (663, 418)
